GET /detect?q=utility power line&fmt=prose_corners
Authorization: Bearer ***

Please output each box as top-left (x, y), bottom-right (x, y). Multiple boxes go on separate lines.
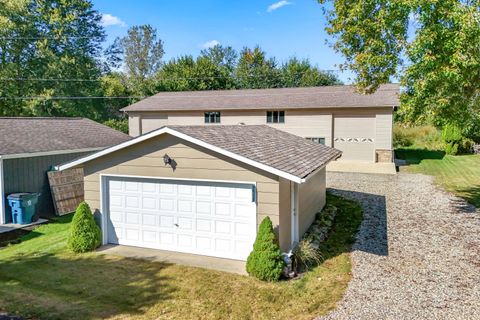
top-left (0, 71), bottom-right (340, 83)
top-left (0, 36), bottom-right (95, 40)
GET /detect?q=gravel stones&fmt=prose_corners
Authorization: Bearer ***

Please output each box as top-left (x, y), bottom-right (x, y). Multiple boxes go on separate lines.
top-left (319, 172), bottom-right (480, 320)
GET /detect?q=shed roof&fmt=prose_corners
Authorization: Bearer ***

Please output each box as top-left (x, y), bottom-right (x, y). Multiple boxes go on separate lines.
top-left (57, 125), bottom-right (342, 183)
top-left (121, 84), bottom-right (400, 112)
top-left (0, 117), bottom-right (131, 157)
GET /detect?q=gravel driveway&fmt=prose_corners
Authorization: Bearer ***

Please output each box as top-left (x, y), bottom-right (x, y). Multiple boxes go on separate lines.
top-left (320, 172), bottom-right (480, 320)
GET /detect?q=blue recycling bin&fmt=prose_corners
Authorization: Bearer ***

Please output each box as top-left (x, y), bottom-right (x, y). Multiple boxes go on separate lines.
top-left (7, 193), bottom-right (39, 224)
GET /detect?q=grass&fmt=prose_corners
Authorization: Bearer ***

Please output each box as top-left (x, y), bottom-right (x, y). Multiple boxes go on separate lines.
top-left (0, 193), bottom-right (363, 320)
top-left (397, 149), bottom-right (480, 207)
top-left (394, 124), bottom-right (480, 208)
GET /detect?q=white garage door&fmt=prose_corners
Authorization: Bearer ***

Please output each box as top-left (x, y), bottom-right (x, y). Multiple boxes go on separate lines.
top-left (106, 177), bottom-right (257, 261)
top-left (334, 115), bottom-right (375, 162)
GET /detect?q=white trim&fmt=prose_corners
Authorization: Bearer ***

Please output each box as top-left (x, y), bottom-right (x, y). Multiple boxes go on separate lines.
top-left (0, 147), bottom-right (104, 160)
top-left (290, 181), bottom-right (299, 246)
top-left (99, 173), bottom-right (257, 187)
top-left (0, 159), bottom-right (5, 224)
top-left (56, 127), bottom-right (305, 183)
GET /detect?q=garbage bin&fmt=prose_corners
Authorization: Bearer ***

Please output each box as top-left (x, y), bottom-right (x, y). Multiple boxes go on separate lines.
top-left (7, 193), bottom-right (39, 225)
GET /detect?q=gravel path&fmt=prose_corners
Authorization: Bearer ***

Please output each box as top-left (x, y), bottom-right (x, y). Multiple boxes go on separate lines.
top-left (320, 172), bottom-right (480, 320)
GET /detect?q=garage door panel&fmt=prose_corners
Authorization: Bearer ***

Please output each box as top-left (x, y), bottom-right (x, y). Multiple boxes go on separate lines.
top-left (106, 178), bottom-right (257, 260)
top-left (334, 115), bottom-right (375, 162)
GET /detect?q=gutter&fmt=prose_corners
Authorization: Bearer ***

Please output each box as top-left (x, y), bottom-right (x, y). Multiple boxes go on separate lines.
top-left (0, 147), bottom-right (105, 160)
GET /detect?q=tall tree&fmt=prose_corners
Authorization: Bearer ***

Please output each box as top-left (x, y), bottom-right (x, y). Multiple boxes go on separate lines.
top-left (318, 0), bottom-right (480, 131)
top-left (281, 57), bottom-right (341, 87)
top-left (106, 24), bottom-right (164, 80)
top-left (155, 55), bottom-right (236, 91)
top-left (200, 44), bottom-right (238, 73)
top-left (235, 46), bottom-right (281, 89)
top-left (0, 0), bottom-right (106, 118)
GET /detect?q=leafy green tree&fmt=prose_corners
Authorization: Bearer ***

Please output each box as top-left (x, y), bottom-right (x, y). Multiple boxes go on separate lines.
top-left (106, 25), bottom-right (164, 80)
top-left (281, 57), bottom-right (341, 87)
top-left (0, 0), bottom-right (105, 118)
top-left (0, 0), bottom-right (106, 119)
top-left (318, 0), bottom-right (480, 131)
top-left (235, 46), bottom-right (281, 89)
top-left (155, 55), bottom-right (236, 91)
top-left (246, 216), bottom-right (285, 281)
top-left (200, 44), bottom-right (238, 73)
top-left (68, 202), bottom-right (102, 253)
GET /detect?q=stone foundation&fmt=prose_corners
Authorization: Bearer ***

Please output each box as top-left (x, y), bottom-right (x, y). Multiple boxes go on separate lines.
top-left (376, 149), bottom-right (393, 163)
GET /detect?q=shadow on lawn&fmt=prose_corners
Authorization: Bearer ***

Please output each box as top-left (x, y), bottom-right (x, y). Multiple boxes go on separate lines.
top-left (0, 252), bottom-right (175, 319)
top-left (326, 189), bottom-right (388, 257)
top-left (451, 185), bottom-right (480, 212)
top-left (395, 148), bottom-right (445, 165)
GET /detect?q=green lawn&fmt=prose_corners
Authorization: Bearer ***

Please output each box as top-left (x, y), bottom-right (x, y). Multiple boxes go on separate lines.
top-left (0, 194), bottom-right (362, 320)
top-left (396, 148), bottom-right (480, 207)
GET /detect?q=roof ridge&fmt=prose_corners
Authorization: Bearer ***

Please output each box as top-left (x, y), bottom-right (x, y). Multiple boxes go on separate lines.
top-left (0, 117), bottom-right (85, 120)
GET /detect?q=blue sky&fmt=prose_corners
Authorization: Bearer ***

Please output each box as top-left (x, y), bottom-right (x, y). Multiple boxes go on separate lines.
top-left (93, 0), bottom-right (353, 83)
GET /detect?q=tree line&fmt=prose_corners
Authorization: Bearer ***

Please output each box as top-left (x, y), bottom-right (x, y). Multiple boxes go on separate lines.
top-left (0, 0), bottom-right (341, 125)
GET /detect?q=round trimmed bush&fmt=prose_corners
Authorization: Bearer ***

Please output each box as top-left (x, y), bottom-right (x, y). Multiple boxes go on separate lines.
top-left (246, 216), bottom-right (285, 281)
top-left (67, 202), bottom-right (102, 253)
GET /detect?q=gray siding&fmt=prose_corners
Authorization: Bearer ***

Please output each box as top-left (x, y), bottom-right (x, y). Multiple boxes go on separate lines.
top-left (3, 152), bottom-right (92, 222)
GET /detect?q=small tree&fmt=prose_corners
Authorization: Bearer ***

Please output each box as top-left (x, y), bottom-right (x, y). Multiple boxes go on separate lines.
top-left (68, 202), bottom-right (102, 253)
top-left (246, 217), bottom-right (285, 281)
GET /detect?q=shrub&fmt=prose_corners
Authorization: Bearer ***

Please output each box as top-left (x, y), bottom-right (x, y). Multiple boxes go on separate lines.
top-left (442, 124), bottom-right (474, 155)
top-left (103, 118), bottom-right (128, 134)
top-left (444, 143), bottom-right (459, 155)
top-left (393, 125), bottom-right (414, 148)
top-left (292, 239), bottom-right (323, 273)
top-left (67, 202), bottom-right (102, 253)
top-left (246, 217), bottom-right (285, 281)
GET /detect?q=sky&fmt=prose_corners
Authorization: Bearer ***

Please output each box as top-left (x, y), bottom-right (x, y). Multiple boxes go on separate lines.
top-left (92, 0), bottom-right (354, 83)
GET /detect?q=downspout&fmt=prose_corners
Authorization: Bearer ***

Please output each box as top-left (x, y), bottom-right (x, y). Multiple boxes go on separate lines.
top-left (0, 158), bottom-right (5, 225)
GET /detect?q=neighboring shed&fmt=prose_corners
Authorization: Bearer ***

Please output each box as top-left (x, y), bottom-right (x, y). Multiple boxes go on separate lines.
top-left (0, 118), bottom-right (131, 224)
top-left (57, 125), bottom-right (341, 260)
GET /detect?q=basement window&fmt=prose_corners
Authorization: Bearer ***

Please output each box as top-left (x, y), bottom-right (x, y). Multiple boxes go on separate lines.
top-left (266, 111), bottom-right (285, 123)
top-left (204, 111), bottom-right (221, 123)
top-left (306, 137), bottom-right (326, 145)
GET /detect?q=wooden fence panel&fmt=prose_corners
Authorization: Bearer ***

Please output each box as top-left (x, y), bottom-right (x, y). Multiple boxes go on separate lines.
top-left (48, 168), bottom-right (84, 215)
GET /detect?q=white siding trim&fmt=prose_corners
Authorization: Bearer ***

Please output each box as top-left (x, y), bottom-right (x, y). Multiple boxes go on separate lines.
top-left (57, 127), bottom-right (305, 183)
top-left (0, 159), bottom-right (5, 224)
top-left (290, 181), bottom-right (299, 246)
top-left (0, 147), bottom-right (103, 160)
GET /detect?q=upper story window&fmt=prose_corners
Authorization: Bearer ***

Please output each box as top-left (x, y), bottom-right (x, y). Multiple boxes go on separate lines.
top-left (204, 111), bottom-right (221, 123)
top-left (306, 137), bottom-right (326, 145)
top-left (266, 111), bottom-right (285, 123)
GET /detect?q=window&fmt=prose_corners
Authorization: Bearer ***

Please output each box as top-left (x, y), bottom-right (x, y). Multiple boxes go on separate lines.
top-left (266, 111), bottom-right (285, 123)
top-left (306, 137), bottom-right (326, 145)
top-left (204, 111), bottom-right (221, 123)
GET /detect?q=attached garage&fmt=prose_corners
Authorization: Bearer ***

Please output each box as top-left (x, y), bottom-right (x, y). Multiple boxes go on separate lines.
top-left (333, 114), bottom-right (376, 162)
top-left (58, 125), bottom-right (341, 260)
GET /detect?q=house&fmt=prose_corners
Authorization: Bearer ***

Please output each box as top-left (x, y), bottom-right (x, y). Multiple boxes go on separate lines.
top-left (122, 84), bottom-right (399, 164)
top-left (0, 117), bottom-right (131, 225)
top-left (57, 125), bottom-right (342, 260)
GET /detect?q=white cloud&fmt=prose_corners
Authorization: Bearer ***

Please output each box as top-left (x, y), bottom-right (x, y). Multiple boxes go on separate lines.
top-left (267, 1), bottom-right (292, 12)
top-left (101, 13), bottom-right (126, 27)
top-left (201, 40), bottom-right (220, 49)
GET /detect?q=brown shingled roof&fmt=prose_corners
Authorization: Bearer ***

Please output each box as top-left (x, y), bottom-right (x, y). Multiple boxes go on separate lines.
top-left (0, 117), bottom-right (131, 156)
top-left (169, 125), bottom-right (342, 179)
top-left (121, 84), bottom-right (399, 112)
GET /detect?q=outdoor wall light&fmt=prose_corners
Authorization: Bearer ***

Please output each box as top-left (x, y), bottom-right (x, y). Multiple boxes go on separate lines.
top-left (163, 154), bottom-right (172, 165)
